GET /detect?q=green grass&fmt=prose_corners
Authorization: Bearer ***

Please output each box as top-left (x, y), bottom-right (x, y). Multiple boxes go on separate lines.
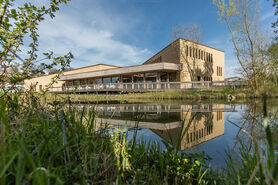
top-left (44, 87), bottom-right (278, 103)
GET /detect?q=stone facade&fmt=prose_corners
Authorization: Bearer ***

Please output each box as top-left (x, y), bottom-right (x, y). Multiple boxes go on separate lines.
top-left (143, 38), bottom-right (225, 82)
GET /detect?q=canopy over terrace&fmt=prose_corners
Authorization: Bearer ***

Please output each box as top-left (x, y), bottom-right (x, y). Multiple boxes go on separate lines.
top-left (59, 62), bottom-right (181, 81)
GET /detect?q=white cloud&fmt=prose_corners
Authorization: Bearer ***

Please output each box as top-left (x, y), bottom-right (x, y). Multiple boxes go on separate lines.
top-left (225, 59), bottom-right (242, 78)
top-left (35, 0), bottom-right (152, 68)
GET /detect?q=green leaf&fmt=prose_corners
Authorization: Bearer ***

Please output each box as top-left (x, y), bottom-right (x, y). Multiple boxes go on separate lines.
top-left (4, 17), bottom-right (9, 23)
top-left (11, 9), bottom-right (16, 15)
top-left (0, 150), bottom-right (20, 178)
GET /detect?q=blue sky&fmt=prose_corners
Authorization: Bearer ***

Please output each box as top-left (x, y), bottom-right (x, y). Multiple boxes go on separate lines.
top-left (33, 0), bottom-right (276, 77)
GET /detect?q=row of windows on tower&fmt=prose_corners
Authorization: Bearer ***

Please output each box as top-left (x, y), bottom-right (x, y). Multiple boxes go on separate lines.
top-left (217, 66), bottom-right (223, 76)
top-left (186, 124), bottom-right (213, 144)
top-left (185, 45), bottom-right (213, 62)
top-left (216, 112), bottom-right (223, 121)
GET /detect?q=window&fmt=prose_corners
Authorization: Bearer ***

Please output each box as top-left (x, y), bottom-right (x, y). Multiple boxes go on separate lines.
top-left (88, 78), bottom-right (101, 85)
top-left (195, 48), bottom-right (197, 58)
top-left (195, 49), bottom-right (197, 59)
top-left (112, 76), bottom-right (121, 83)
top-left (208, 53), bottom-right (210, 62)
top-left (217, 66), bottom-right (223, 76)
top-left (198, 50), bottom-right (200, 59)
top-left (217, 112), bottom-right (223, 120)
top-left (197, 76), bottom-right (201, 81)
top-left (68, 81), bottom-right (73, 86)
top-left (103, 77), bottom-right (111, 84)
top-left (145, 72), bottom-right (157, 83)
top-left (160, 72), bottom-right (168, 82)
top-left (133, 73), bottom-right (144, 83)
top-left (168, 72), bottom-right (177, 82)
top-left (73, 80), bottom-right (80, 86)
top-left (39, 85), bottom-right (42, 91)
top-left (221, 67), bottom-right (222, 76)
top-left (219, 67), bottom-right (221, 76)
top-left (201, 51), bottom-right (203, 60)
top-left (190, 47), bottom-right (192, 57)
top-left (122, 75), bottom-right (132, 83)
top-left (186, 45), bottom-right (188, 56)
top-left (80, 79), bottom-right (87, 85)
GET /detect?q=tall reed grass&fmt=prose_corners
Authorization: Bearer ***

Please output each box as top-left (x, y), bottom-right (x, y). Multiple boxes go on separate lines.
top-left (0, 93), bottom-right (215, 184)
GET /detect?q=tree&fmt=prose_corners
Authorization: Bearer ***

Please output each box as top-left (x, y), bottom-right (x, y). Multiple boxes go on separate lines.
top-left (172, 24), bottom-right (213, 81)
top-left (47, 68), bottom-right (60, 74)
top-left (268, 0), bottom-right (278, 83)
top-left (0, 0), bottom-right (73, 92)
top-left (213, 0), bottom-right (270, 91)
top-left (272, 0), bottom-right (278, 41)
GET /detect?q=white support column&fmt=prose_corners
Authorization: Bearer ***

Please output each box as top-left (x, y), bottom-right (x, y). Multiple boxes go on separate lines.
top-left (157, 72), bottom-right (161, 89)
top-left (131, 75), bottom-right (134, 89)
top-left (167, 72), bottom-right (169, 89)
top-left (143, 73), bottom-right (146, 89)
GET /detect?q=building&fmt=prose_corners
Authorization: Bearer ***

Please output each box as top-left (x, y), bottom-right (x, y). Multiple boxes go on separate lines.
top-left (224, 77), bottom-right (245, 86)
top-left (24, 38), bottom-right (225, 93)
top-left (24, 64), bottom-right (119, 91)
top-left (91, 103), bottom-right (232, 150)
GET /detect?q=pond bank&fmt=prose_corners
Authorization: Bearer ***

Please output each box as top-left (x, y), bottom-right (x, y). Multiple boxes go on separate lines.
top-left (47, 88), bottom-right (278, 102)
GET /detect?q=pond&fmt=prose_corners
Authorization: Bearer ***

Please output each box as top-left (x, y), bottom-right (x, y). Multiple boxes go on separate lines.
top-left (74, 100), bottom-right (278, 168)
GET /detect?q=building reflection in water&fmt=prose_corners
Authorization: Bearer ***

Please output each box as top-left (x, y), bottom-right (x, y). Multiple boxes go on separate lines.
top-left (92, 103), bottom-right (235, 151)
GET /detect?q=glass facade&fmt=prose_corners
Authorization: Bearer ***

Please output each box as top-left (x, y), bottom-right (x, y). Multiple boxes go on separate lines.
top-left (122, 75), bottom-right (132, 83)
top-left (66, 72), bottom-right (178, 89)
top-left (169, 72), bottom-right (177, 82)
top-left (103, 77), bottom-right (111, 84)
top-left (112, 76), bottom-right (121, 83)
top-left (88, 78), bottom-right (101, 85)
top-left (160, 72), bottom-right (168, 82)
top-left (145, 72), bottom-right (157, 83)
top-left (133, 73), bottom-right (144, 83)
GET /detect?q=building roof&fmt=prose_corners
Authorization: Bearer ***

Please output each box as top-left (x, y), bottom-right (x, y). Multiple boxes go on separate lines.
top-left (59, 62), bottom-right (181, 81)
top-left (28, 64), bottom-right (120, 79)
top-left (180, 38), bottom-right (224, 53)
top-left (224, 77), bottom-right (243, 81)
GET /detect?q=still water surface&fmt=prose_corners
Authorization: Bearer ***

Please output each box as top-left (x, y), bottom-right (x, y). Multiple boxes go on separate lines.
top-left (77, 100), bottom-right (278, 168)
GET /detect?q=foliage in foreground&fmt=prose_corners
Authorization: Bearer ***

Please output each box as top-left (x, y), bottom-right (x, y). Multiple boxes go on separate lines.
top-left (0, 94), bottom-right (217, 185)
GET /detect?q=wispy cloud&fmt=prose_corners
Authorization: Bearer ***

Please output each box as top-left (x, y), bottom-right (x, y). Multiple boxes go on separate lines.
top-left (36, 0), bottom-right (152, 68)
top-left (260, 10), bottom-right (275, 22)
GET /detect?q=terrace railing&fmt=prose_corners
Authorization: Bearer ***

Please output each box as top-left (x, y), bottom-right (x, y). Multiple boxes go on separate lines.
top-left (48, 80), bottom-right (246, 92)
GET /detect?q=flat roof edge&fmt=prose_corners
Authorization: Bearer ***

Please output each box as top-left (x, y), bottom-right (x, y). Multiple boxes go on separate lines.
top-left (59, 62), bottom-right (181, 81)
